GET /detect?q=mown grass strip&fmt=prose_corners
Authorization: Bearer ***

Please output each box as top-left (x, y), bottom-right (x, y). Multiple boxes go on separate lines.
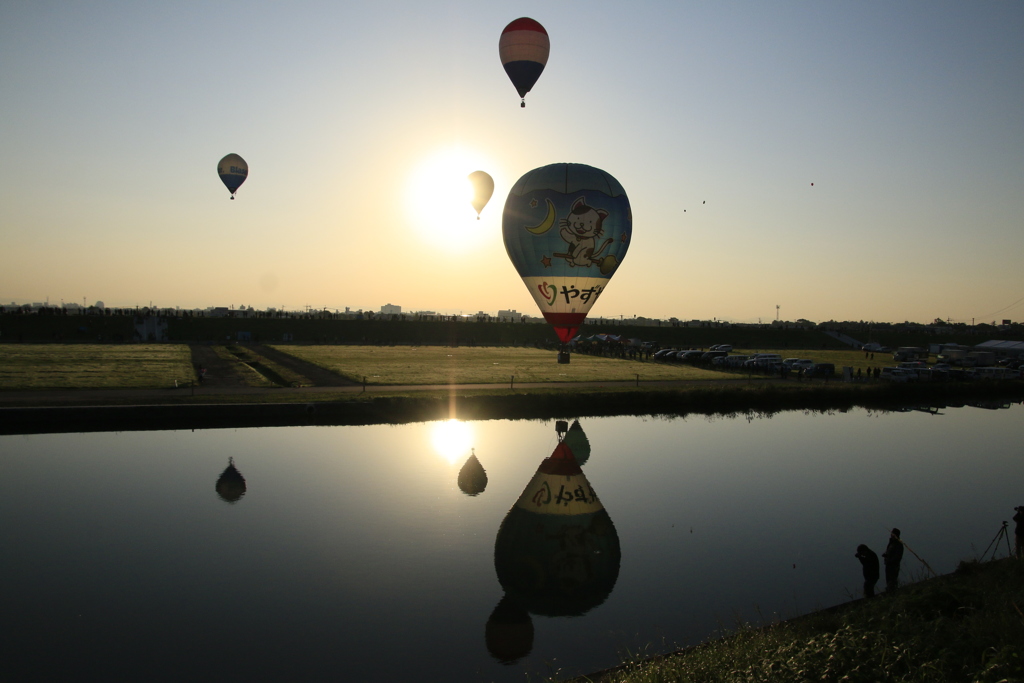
top-left (0, 343), bottom-right (194, 389)
top-left (268, 345), bottom-right (733, 385)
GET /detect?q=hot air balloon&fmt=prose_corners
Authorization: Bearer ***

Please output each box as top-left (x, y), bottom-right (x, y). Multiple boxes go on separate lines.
top-left (502, 163), bottom-right (631, 361)
top-left (468, 171), bottom-right (494, 220)
top-left (217, 153), bottom-right (248, 199)
top-left (499, 18), bottom-right (549, 107)
top-left (215, 457), bottom-right (247, 503)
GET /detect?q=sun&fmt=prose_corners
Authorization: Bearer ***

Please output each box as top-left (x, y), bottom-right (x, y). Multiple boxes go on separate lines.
top-left (406, 147), bottom-right (498, 250)
top-left (431, 419), bottom-right (474, 464)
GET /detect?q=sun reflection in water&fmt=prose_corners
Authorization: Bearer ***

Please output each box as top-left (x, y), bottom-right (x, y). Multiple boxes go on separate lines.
top-left (431, 419), bottom-right (473, 464)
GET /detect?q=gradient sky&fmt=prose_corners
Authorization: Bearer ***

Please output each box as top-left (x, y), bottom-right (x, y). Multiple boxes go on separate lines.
top-left (2, 1), bottom-right (1022, 323)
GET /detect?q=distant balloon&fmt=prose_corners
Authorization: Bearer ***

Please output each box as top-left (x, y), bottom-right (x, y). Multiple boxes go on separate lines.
top-left (215, 457), bottom-right (246, 503)
top-left (458, 449), bottom-right (488, 496)
top-left (217, 153), bottom-right (248, 199)
top-left (810, 182), bottom-right (814, 186)
top-left (499, 18), bottom-right (549, 107)
top-left (468, 171), bottom-right (494, 220)
top-left (502, 163), bottom-right (631, 348)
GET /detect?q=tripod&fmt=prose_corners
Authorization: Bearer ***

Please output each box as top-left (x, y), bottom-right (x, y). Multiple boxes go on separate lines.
top-left (982, 521), bottom-right (1013, 561)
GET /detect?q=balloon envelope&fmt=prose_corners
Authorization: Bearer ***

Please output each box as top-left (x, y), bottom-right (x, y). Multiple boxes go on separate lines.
top-left (468, 171), bottom-right (494, 217)
top-left (499, 18), bottom-right (549, 102)
top-left (217, 153), bottom-right (248, 197)
top-left (502, 163), bottom-right (631, 343)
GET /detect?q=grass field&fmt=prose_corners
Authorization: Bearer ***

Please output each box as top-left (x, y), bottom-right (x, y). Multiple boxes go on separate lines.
top-left (0, 344), bottom-right (195, 389)
top-left (0, 344), bottom-right (942, 392)
top-left (270, 345), bottom-right (733, 385)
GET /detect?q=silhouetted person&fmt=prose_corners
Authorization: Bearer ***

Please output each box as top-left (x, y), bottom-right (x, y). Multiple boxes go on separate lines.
top-left (882, 528), bottom-right (904, 591)
top-left (1014, 506), bottom-right (1024, 560)
top-left (855, 544), bottom-right (879, 598)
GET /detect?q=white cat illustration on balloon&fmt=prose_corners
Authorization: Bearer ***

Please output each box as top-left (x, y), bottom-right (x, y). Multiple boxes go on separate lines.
top-left (553, 197), bottom-right (619, 274)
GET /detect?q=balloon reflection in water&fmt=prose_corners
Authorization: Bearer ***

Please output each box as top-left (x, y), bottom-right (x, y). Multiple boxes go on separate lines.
top-left (215, 457), bottom-right (247, 503)
top-left (562, 419), bottom-right (591, 466)
top-left (486, 435), bottom-right (620, 663)
top-left (458, 448), bottom-right (488, 496)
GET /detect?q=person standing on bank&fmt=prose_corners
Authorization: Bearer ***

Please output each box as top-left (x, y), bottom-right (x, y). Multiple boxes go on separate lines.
top-left (855, 544), bottom-right (879, 598)
top-left (1014, 506), bottom-right (1024, 559)
top-left (883, 528), bottom-right (904, 591)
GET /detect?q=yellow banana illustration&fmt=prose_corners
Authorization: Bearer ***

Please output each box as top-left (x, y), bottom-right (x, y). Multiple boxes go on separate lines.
top-left (525, 198), bottom-right (556, 234)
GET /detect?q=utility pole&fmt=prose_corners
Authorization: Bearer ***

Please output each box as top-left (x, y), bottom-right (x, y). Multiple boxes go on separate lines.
top-left (776, 305), bottom-right (780, 321)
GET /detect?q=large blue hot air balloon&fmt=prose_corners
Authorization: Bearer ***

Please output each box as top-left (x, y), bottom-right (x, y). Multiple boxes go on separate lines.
top-left (499, 18), bottom-right (549, 107)
top-left (217, 153), bottom-right (248, 200)
top-left (502, 163), bottom-right (631, 350)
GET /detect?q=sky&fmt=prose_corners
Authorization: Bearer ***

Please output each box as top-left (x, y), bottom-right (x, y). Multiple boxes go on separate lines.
top-left (2, 1), bottom-right (1023, 324)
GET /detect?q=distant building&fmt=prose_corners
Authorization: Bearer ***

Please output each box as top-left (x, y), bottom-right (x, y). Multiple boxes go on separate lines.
top-left (497, 309), bottom-right (523, 322)
top-left (381, 303), bottom-right (402, 315)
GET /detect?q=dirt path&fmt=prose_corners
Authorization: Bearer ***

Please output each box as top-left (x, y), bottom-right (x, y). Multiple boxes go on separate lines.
top-left (188, 344), bottom-right (249, 388)
top-left (247, 344), bottom-right (358, 386)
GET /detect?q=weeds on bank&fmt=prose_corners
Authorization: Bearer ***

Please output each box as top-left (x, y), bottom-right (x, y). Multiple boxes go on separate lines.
top-left (578, 559), bottom-right (1024, 683)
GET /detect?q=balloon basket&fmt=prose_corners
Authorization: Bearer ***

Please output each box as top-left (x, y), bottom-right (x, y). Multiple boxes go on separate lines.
top-left (557, 350), bottom-right (570, 364)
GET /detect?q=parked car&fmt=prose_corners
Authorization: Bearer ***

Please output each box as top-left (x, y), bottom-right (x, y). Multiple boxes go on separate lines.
top-left (791, 359), bottom-right (815, 371)
top-left (701, 350), bottom-right (728, 362)
top-left (804, 363), bottom-right (835, 378)
top-left (754, 354), bottom-right (783, 368)
top-left (679, 350), bottom-right (704, 362)
top-left (881, 368), bottom-right (911, 382)
top-left (710, 344), bottom-right (733, 352)
top-left (654, 348), bottom-right (678, 360)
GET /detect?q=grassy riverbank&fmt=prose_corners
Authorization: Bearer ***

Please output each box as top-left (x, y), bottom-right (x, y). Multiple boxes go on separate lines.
top-left (573, 558), bottom-right (1024, 683)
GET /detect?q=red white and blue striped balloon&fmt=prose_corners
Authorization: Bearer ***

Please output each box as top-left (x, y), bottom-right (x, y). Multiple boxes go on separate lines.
top-left (499, 18), bottom-right (549, 106)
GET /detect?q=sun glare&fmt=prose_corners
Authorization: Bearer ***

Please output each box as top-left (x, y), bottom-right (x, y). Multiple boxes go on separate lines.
top-left (406, 148), bottom-right (497, 250)
top-left (431, 419), bottom-right (473, 464)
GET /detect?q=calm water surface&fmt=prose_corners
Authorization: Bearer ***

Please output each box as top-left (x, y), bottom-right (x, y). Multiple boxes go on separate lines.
top-left (2, 404), bottom-right (1023, 681)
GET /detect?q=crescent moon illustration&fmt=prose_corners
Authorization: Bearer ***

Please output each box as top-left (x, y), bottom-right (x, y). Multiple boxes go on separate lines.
top-left (525, 198), bottom-right (556, 234)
